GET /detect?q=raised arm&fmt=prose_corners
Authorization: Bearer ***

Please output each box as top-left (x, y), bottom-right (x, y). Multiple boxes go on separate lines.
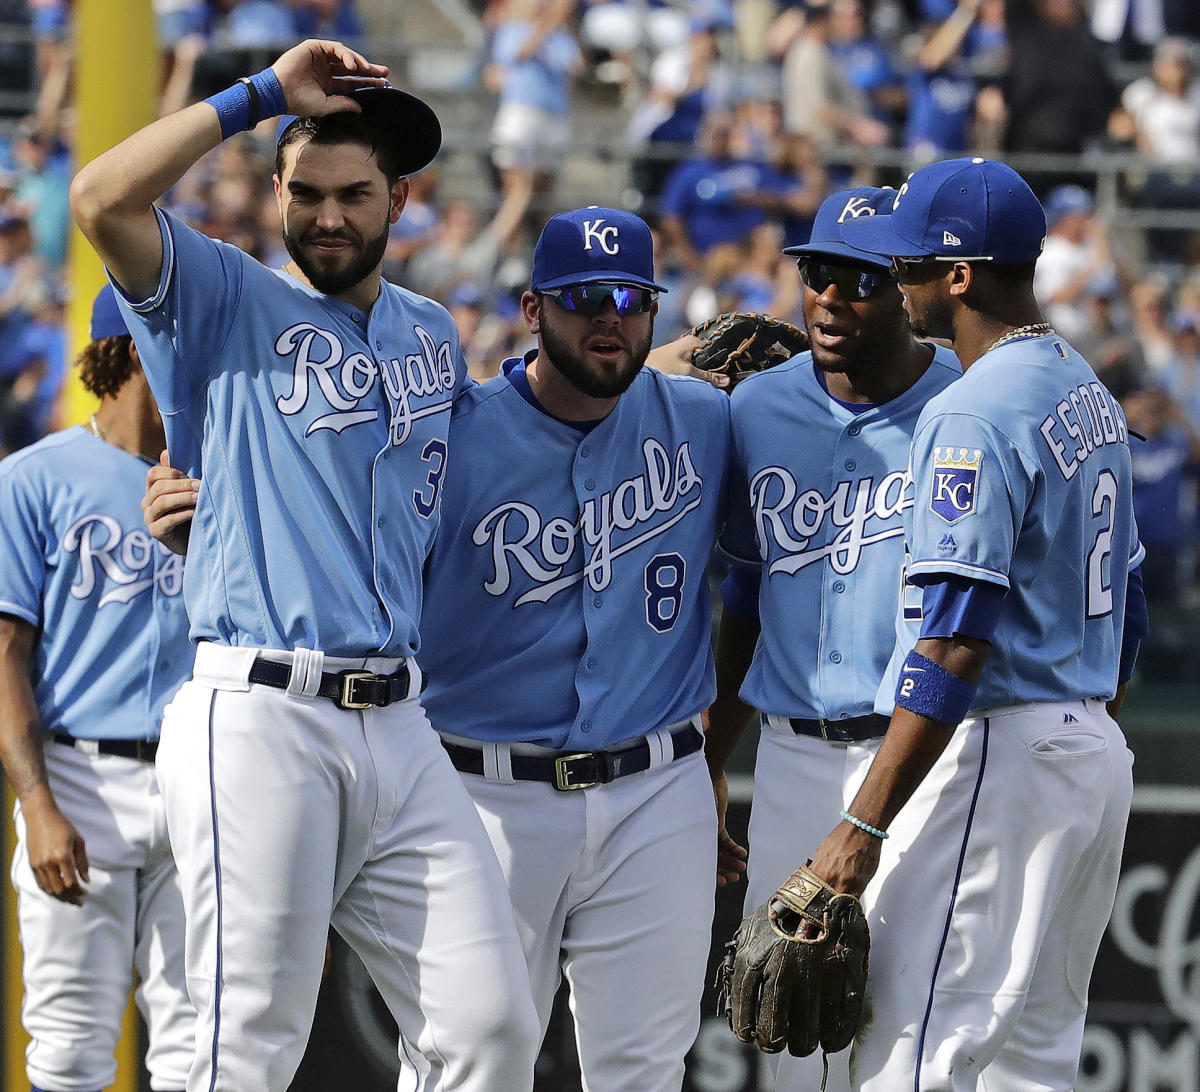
top-left (70, 38), bottom-right (388, 301)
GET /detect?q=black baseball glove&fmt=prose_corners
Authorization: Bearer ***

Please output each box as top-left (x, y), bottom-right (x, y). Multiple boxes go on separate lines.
top-left (688, 311), bottom-right (810, 390)
top-left (718, 864), bottom-right (870, 1070)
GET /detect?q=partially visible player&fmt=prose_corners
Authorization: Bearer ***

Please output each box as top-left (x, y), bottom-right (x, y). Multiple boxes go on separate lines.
top-left (70, 39), bottom-right (539, 1092)
top-left (0, 285), bottom-right (194, 1092)
top-left (419, 207), bottom-right (729, 1092)
top-left (705, 186), bottom-right (961, 1092)
top-left (806, 157), bottom-right (1147, 1090)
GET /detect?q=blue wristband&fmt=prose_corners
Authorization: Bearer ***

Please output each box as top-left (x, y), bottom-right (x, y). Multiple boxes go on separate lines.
top-left (894, 649), bottom-right (976, 725)
top-left (204, 81), bottom-right (253, 140)
top-left (204, 68), bottom-right (288, 140)
top-left (841, 810), bottom-right (888, 840)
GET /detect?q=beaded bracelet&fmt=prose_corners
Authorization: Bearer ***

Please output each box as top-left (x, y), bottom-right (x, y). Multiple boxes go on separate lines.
top-left (840, 809), bottom-right (889, 840)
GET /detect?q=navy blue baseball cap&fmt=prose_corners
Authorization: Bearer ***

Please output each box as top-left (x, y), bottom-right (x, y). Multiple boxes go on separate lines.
top-left (841, 158), bottom-right (1047, 264)
top-left (782, 187), bottom-right (898, 270)
top-left (90, 283), bottom-right (129, 341)
top-left (531, 207), bottom-right (667, 293)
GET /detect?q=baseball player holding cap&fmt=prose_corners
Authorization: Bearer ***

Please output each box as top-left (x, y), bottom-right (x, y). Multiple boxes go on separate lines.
top-left (799, 158), bottom-right (1148, 1090)
top-left (71, 39), bottom-right (539, 1092)
top-left (706, 186), bottom-right (961, 1092)
top-left (418, 206), bottom-right (729, 1091)
top-left (0, 286), bottom-right (194, 1092)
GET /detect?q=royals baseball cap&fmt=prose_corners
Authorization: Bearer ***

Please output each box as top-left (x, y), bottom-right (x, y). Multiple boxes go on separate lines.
top-left (782, 186), bottom-right (897, 269)
top-left (276, 84), bottom-right (442, 177)
top-left (90, 283), bottom-right (129, 341)
top-left (841, 157), bottom-right (1047, 264)
top-left (531, 207), bottom-right (667, 293)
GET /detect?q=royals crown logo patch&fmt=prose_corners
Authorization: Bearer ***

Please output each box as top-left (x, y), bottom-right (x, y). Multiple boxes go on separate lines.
top-left (930, 447), bottom-right (982, 524)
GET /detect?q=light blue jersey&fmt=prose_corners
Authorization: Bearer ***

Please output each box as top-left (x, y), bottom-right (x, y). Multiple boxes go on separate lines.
top-left (419, 360), bottom-right (730, 750)
top-left (113, 208), bottom-right (471, 658)
top-left (878, 334), bottom-right (1144, 711)
top-left (0, 428), bottom-right (189, 740)
top-left (721, 347), bottom-right (961, 719)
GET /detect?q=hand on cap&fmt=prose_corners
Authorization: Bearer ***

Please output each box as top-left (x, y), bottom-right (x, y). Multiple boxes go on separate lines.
top-left (272, 39), bottom-right (390, 118)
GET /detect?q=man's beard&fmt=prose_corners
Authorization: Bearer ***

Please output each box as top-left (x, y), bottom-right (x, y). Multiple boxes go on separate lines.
top-left (539, 306), bottom-right (654, 400)
top-left (904, 293), bottom-right (954, 342)
top-left (283, 220), bottom-right (390, 297)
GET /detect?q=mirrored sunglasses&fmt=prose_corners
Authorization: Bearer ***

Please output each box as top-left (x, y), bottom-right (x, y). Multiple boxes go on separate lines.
top-left (542, 283), bottom-right (657, 316)
top-left (796, 259), bottom-right (893, 301)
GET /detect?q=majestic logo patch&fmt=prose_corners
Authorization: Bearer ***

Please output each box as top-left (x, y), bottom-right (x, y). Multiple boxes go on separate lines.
top-left (937, 533), bottom-right (957, 551)
top-left (930, 447), bottom-right (982, 524)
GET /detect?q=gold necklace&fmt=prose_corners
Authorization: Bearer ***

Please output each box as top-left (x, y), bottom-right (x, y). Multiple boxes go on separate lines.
top-left (982, 322), bottom-right (1055, 357)
top-left (87, 413), bottom-right (107, 442)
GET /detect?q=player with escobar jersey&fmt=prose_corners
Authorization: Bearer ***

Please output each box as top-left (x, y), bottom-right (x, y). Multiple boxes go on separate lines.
top-left (812, 158), bottom-right (1147, 1091)
top-left (419, 208), bottom-right (729, 1092)
top-left (0, 286), bottom-right (193, 1092)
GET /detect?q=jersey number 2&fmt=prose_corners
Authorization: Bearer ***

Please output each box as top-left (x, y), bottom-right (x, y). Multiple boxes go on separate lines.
top-left (645, 553), bottom-right (685, 633)
top-left (412, 439), bottom-right (448, 518)
top-left (1086, 469), bottom-right (1117, 618)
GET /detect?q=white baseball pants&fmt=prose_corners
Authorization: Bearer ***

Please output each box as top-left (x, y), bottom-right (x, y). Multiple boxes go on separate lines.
top-left (852, 699), bottom-right (1134, 1092)
top-left (12, 740), bottom-right (193, 1091)
top-left (446, 725), bottom-right (717, 1092)
top-left (156, 644), bottom-right (540, 1092)
top-left (745, 718), bottom-right (880, 1092)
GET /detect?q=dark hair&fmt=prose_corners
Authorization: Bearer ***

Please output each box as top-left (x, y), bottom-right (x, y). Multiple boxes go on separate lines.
top-left (77, 335), bottom-right (136, 398)
top-left (275, 113), bottom-right (402, 186)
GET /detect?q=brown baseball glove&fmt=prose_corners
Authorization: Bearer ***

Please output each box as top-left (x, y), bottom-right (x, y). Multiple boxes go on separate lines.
top-left (718, 863), bottom-right (870, 1078)
top-left (688, 311), bottom-right (810, 390)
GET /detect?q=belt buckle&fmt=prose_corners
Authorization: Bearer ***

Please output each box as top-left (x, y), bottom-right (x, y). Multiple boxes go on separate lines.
top-left (338, 671), bottom-right (376, 710)
top-left (819, 719), bottom-right (851, 743)
top-left (554, 753), bottom-right (598, 791)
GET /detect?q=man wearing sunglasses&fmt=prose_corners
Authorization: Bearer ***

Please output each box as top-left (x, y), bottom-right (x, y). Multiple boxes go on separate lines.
top-left (803, 158), bottom-right (1145, 1090)
top-left (705, 186), bottom-right (961, 1092)
top-left (415, 206), bottom-right (732, 1092)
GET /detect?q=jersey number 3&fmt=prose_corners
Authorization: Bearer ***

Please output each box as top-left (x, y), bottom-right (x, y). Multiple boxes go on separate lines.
top-left (412, 439), bottom-right (449, 519)
top-left (645, 553), bottom-right (685, 633)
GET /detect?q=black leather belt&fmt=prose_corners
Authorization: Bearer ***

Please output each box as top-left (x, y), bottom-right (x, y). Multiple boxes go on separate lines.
top-left (442, 724), bottom-right (704, 791)
top-left (248, 657), bottom-right (416, 710)
top-left (52, 733), bottom-right (158, 762)
top-left (784, 713), bottom-right (889, 742)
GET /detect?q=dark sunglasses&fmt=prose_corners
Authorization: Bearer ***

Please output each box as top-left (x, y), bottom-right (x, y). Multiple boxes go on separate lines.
top-left (796, 258), bottom-right (893, 301)
top-left (542, 282), bottom-right (657, 316)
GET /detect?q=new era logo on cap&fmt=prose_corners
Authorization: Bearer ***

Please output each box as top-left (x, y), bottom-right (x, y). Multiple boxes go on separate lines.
top-left (943, 230), bottom-right (961, 247)
top-left (531, 207), bottom-right (666, 293)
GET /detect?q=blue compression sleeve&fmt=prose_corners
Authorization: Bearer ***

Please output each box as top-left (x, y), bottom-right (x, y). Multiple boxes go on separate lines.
top-left (1119, 564), bottom-right (1148, 684)
top-left (919, 576), bottom-right (1005, 642)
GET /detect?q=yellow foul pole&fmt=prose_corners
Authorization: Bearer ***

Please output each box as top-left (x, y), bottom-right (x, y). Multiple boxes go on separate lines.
top-left (5, 4), bottom-right (158, 1088)
top-left (64, 0), bottom-right (159, 424)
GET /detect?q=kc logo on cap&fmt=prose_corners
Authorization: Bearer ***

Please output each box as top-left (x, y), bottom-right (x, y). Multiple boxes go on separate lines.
top-left (531, 206), bottom-right (666, 293)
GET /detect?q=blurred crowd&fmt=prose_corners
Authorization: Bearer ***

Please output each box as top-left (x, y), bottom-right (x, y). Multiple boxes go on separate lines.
top-left (2, 0), bottom-right (1200, 629)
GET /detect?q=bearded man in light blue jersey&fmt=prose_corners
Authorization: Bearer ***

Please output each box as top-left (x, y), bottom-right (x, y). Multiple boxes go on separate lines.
top-left (797, 158), bottom-right (1148, 1091)
top-left (71, 38), bottom-right (539, 1092)
top-left (419, 207), bottom-right (730, 1092)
